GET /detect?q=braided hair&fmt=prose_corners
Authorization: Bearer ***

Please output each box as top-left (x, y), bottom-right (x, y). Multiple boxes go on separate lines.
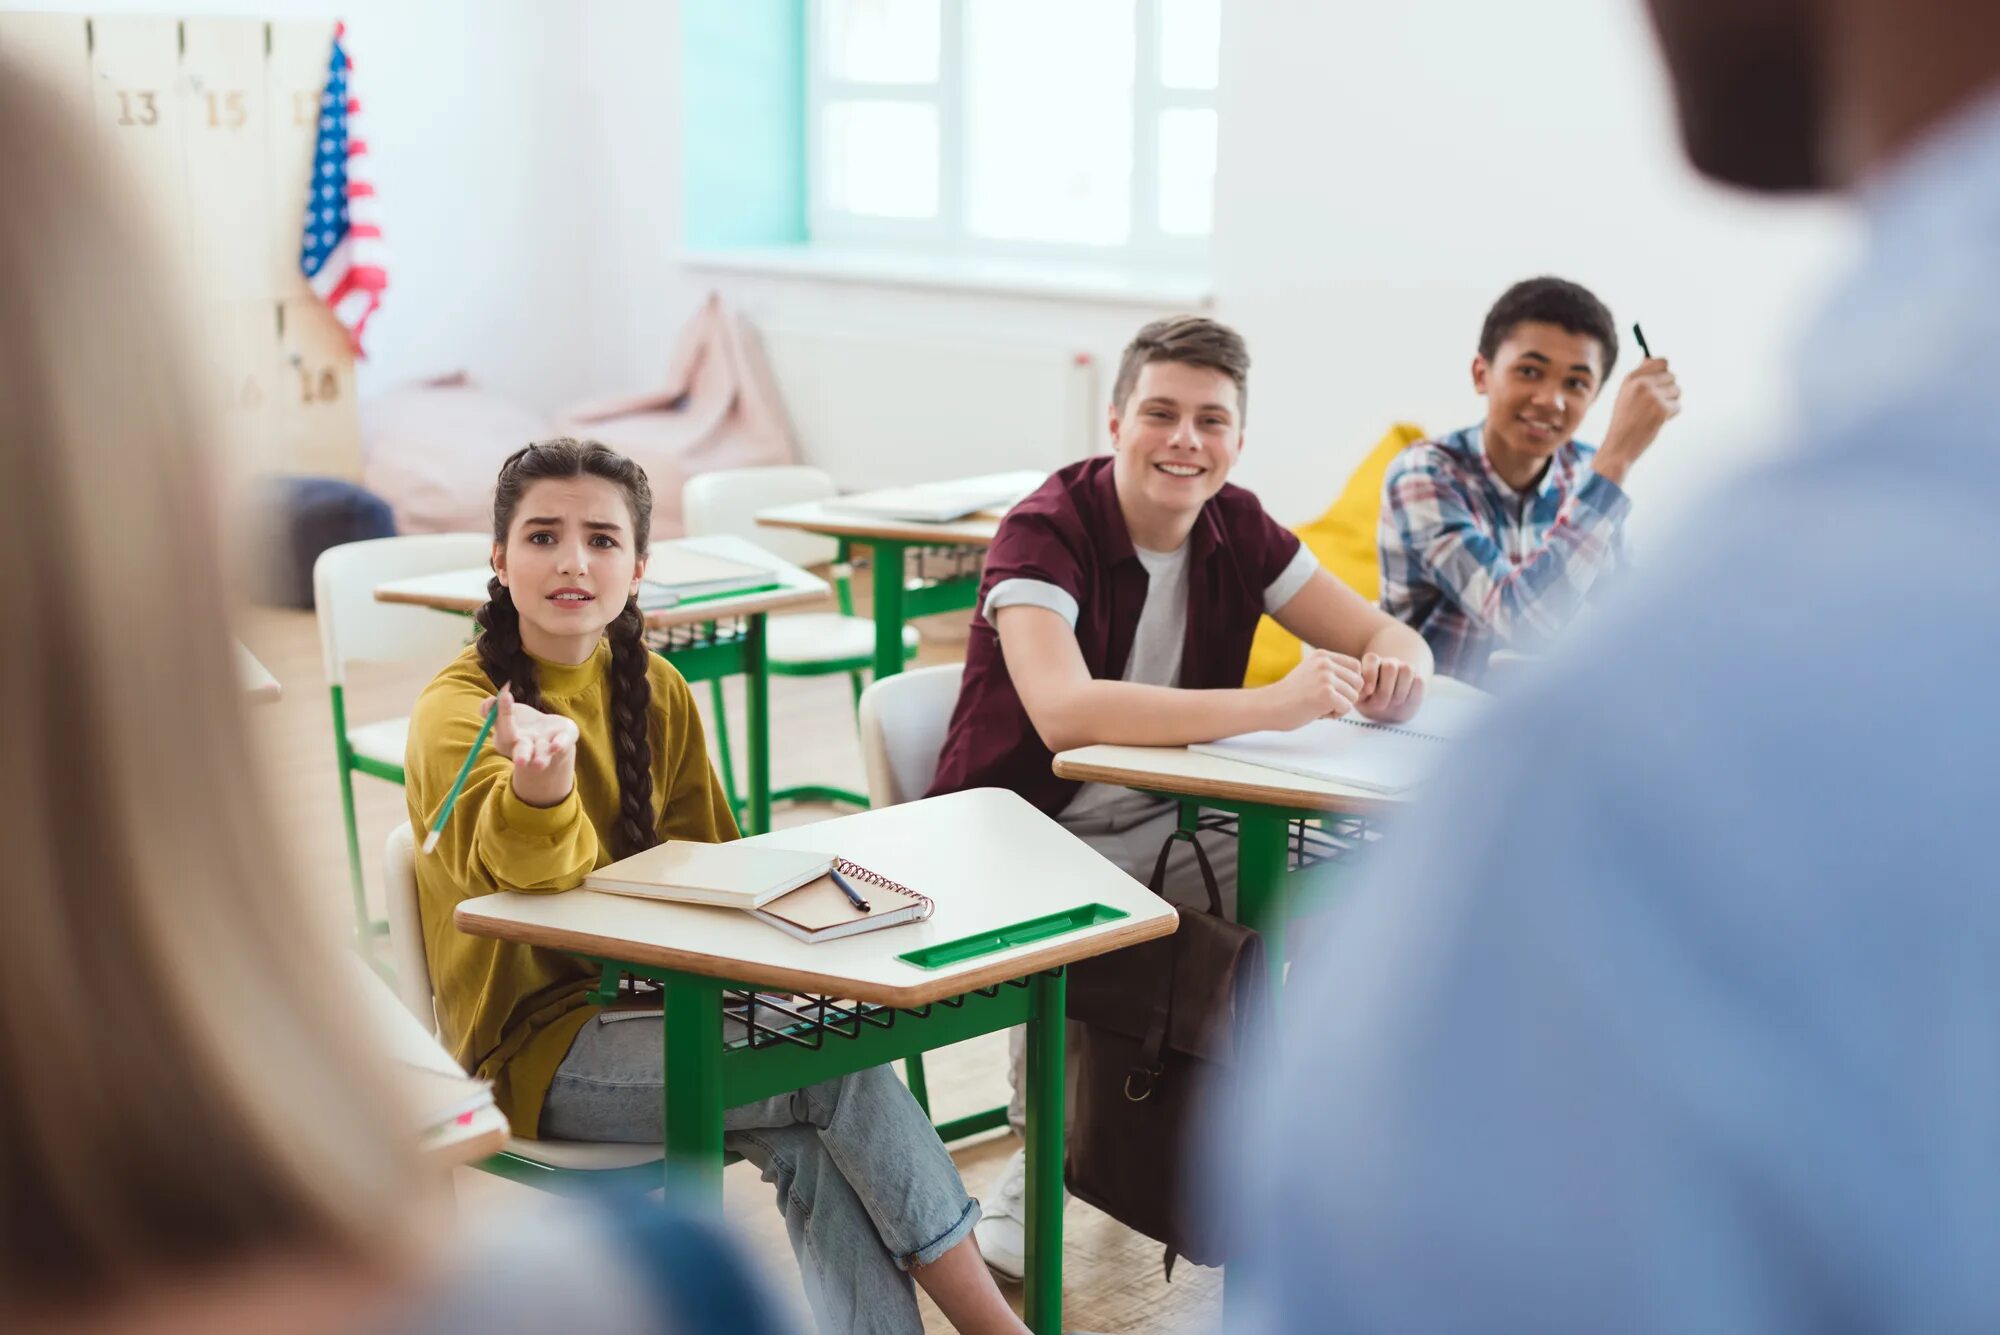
top-left (476, 438), bottom-right (659, 857)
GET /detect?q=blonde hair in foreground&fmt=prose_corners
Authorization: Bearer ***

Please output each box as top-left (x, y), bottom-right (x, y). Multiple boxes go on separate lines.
top-left (0, 56), bottom-right (422, 1306)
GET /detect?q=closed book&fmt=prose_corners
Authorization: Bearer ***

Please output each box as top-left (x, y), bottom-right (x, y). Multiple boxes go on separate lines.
top-left (585, 841), bottom-right (833, 910)
top-left (749, 859), bottom-right (935, 943)
top-left (637, 548), bottom-right (780, 609)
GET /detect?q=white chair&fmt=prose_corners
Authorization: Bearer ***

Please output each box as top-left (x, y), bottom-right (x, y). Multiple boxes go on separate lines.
top-left (383, 823), bottom-right (667, 1185)
top-left (681, 467), bottom-right (918, 814)
top-left (858, 663), bottom-right (967, 806)
top-left (313, 533), bottom-right (492, 942)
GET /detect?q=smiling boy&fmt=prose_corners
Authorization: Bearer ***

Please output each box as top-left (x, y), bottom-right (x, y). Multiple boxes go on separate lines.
top-left (1380, 277), bottom-right (1682, 682)
top-left (927, 314), bottom-right (1431, 1277)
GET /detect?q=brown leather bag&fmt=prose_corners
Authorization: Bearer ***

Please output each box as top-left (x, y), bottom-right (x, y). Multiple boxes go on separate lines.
top-left (1064, 825), bottom-right (1267, 1276)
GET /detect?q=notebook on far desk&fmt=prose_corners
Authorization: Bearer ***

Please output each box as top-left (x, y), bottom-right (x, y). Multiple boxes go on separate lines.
top-left (637, 547), bottom-right (781, 610)
top-left (824, 470), bottom-right (1049, 524)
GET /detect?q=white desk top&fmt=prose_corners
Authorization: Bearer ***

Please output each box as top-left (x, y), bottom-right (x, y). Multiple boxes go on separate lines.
top-left (373, 534), bottom-right (829, 629)
top-left (455, 788), bottom-right (1178, 1007)
top-left (236, 641), bottom-right (280, 702)
top-left (757, 497), bottom-right (1004, 548)
top-left (1053, 676), bottom-right (1489, 818)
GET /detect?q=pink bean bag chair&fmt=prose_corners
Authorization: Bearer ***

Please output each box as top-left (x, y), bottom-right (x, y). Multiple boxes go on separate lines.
top-left (553, 292), bottom-right (801, 539)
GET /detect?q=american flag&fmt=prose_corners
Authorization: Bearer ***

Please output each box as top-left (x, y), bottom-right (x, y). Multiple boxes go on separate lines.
top-left (299, 22), bottom-right (385, 356)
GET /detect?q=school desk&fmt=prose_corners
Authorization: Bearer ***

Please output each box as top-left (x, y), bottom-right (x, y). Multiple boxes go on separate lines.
top-left (237, 640), bottom-right (281, 703)
top-left (755, 498), bottom-right (1001, 681)
top-left (1052, 674), bottom-right (1490, 990)
top-left (455, 787), bottom-right (1177, 1335)
top-left (373, 535), bottom-right (827, 835)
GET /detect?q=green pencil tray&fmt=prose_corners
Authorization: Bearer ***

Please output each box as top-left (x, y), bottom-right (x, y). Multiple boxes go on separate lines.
top-left (896, 903), bottom-right (1129, 971)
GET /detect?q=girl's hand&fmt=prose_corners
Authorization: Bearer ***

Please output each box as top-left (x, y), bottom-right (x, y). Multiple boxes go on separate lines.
top-left (484, 684), bottom-right (579, 807)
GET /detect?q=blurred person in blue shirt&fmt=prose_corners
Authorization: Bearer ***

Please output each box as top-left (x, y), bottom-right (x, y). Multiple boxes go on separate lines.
top-left (1219, 0), bottom-right (2000, 1331)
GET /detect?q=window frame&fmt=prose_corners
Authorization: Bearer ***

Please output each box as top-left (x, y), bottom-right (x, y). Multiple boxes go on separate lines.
top-left (804, 0), bottom-right (1215, 267)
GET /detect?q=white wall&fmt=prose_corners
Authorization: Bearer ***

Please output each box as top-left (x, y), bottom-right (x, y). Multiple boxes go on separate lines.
top-left (578, 0), bottom-right (1860, 539)
top-left (1214, 0), bottom-right (1857, 538)
top-left (4, 0), bottom-right (596, 413)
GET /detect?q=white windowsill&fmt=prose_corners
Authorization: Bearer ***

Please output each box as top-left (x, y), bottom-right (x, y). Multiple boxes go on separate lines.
top-left (678, 244), bottom-right (1214, 309)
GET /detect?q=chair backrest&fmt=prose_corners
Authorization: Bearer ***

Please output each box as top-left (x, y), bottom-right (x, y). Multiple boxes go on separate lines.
top-left (312, 532), bottom-right (494, 686)
top-left (857, 663), bottom-right (966, 806)
top-left (681, 466), bottom-right (839, 570)
top-left (382, 822), bottom-right (437, 1031)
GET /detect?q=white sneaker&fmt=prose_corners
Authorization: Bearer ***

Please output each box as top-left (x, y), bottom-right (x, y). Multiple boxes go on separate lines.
top-left (974, 1145), bottom-right (1069, 1283)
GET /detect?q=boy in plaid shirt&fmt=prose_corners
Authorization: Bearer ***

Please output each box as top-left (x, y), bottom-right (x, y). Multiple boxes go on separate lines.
top-left (1379, 277), bottom-right (1683, 682)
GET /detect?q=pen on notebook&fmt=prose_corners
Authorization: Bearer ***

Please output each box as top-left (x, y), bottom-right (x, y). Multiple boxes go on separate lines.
top-left (421, 700), bottom-right (499, 853)
top-left (829, 866), bottom-right (871, 913)
top-left (1632, 322), bottom-right (1653, 359)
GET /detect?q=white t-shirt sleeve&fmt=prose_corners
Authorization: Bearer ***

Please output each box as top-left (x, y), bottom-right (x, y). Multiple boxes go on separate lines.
top-left (1262, 542), bottom-right (1320, 614)
top-left (983, 577), bottom-right (1080, 629)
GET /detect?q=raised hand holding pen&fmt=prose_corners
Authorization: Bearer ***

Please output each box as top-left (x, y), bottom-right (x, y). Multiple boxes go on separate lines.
top-left (1593, 324), bottom-right (1682, 487)
top-left (487, 682), bottom-right (582, 808)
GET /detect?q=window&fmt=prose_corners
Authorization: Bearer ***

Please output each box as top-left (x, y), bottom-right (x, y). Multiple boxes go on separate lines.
top-left (807, 0), bottom-right (1219, 266)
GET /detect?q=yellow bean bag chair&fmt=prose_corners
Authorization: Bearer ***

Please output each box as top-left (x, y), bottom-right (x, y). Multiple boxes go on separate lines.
top-left (1243, 422), bottom-right (1427, 687)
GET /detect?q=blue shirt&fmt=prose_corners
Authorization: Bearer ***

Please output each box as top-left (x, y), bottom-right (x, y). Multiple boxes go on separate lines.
top-left (1222, 91), bottom-right (2000, 1334)
top-left (1379, 425), bottom-right (1630, 683)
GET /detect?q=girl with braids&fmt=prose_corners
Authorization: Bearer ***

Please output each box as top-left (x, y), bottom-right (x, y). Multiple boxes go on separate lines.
top-left (406, 439), bottom-right (1027, 1335)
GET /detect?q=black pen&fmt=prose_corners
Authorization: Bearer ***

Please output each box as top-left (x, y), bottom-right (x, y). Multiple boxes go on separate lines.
top-left (829, 866), bottom-right (870, 913)
top-left (1632, 322), bottom-right (1653, 359)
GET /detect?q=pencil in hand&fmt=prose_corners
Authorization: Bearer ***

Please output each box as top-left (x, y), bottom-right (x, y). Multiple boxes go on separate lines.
top-left (1632, 322), bottom-right (1653, 360)
top-left (422, 692), bottom-right (502, 854)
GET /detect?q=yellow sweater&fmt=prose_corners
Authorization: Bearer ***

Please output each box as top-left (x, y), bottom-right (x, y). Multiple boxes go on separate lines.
top-left (405, 641), bottom-right (738, 1138)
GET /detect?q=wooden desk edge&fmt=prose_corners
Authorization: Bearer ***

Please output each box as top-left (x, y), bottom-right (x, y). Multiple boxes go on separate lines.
top-left (452, 904), bottom-right (1179, 1008)
top-left (1052, 755), bottom-right (1397, 820)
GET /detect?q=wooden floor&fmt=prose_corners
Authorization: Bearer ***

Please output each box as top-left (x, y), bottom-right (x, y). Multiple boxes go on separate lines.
top-left (238, 569), bottom-right (1221, 1333)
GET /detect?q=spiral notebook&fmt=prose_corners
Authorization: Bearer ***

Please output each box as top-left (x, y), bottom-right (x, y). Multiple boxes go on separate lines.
top-left (1189, 691), bottom-right (1488, 795)
top-left (749, 858), bottom-right (935, 943)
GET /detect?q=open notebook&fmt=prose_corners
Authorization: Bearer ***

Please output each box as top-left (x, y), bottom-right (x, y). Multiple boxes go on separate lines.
top-left (348, 954), bottom-right (501, 1152)
top-left (1189, 690), bottom-right (1489, 795)
top-left (750, 858), bottom-right (934, 943)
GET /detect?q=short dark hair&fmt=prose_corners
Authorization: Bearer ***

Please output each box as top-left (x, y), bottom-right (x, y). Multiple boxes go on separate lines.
top-left (1112, 315), bottom-right (1251, 421)
top-left (1478, 277), bottom-right (1619, 381)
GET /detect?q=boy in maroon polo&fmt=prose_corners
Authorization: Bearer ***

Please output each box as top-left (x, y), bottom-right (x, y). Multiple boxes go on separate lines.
top-left (928, 314), bottom-right (1432, 1277)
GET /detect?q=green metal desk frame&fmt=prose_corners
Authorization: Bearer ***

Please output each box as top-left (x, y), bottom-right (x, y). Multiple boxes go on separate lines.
top-left (863, 539), bottom-right (987, 680)
top-left (570, 957), bottom-right (1072, 1334)
top-left (645, 615), bottom-right (773, 835)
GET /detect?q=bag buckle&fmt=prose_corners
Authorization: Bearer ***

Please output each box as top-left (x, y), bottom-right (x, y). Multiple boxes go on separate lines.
top-left (1124, 1069), bottom-right (1158, 1102)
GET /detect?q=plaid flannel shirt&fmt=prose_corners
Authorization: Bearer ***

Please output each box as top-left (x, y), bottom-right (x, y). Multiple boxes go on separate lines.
top-left (1378, 424), bottom-right (1630, 682)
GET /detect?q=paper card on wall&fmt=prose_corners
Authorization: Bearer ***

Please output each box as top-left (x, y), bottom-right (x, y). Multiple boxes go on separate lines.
top-left (88, 16), bottom-right (190, 261)
top-left (182, 18), bottom-right (273, 302)
top-left (277, 298), bottom-right (360, 479)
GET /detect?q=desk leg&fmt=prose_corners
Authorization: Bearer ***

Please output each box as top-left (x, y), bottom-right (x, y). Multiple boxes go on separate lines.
top-left (1023, 970), bottom-right (1066, 1335)
top-left (870, 539), bottom-right (909, 682)
top-left (661, 971), bottom-right (726, 1211)
top-left (744, 614), bottom-right (771, 836)
top-left (1236, 809), bottom-right (1290, 998)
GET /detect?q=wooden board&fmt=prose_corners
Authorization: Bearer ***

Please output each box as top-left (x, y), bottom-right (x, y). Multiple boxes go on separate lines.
top-left (0, 13), bottom-right (93, 123)
top-left (183, 17), bottom-right (273, 301)
top-left (277, 297), bottom-right (361, 478)
top-left (89, 15), bottom-right (190, 262)
top-left (455, 788), bottom-right (1178, 1007)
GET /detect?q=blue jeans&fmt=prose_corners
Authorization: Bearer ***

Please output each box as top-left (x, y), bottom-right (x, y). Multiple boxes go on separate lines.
top-left (540, 1009), bottom-right (980, 1335)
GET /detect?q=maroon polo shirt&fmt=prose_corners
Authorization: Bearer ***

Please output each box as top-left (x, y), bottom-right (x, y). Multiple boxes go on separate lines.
top-left (927, 455), bottom-right (1303, 818)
